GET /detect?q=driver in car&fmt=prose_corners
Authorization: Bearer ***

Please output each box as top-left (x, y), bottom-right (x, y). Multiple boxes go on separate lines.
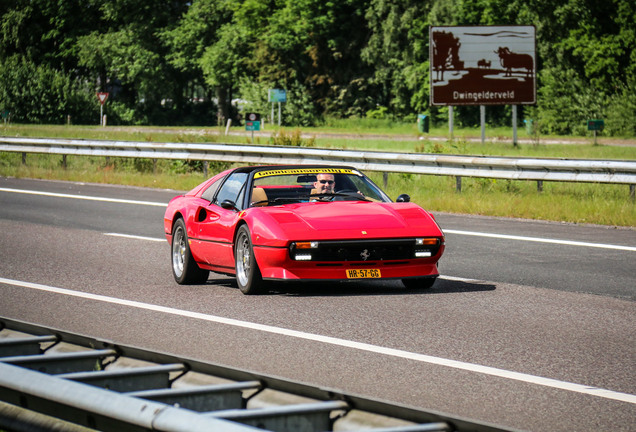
top-left (313, 173), bottom-right (335, 194)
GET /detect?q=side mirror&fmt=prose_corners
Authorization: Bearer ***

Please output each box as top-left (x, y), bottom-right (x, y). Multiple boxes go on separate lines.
top-left (396, 194), bottom-right (411, 203)
top-left (221, 199), bottom-right (238, 211)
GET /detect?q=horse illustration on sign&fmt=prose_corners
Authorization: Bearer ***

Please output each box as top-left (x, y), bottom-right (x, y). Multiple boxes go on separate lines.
top-left (429, 26), bottom-right (536, 106)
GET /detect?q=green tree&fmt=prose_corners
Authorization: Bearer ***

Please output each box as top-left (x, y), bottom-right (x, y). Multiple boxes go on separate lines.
top-left (0, 0), bottom-right (100, 72)
top-left (223, 0), bottom-right (370, 124)
top-left (74, 0), bottom-right (191, 124)
top-left (0, 55), bottom-right (94, 123)
top-left (162, 0), bottom-right (233, 124)
top-left (362, 0), bottom-right (432, 118)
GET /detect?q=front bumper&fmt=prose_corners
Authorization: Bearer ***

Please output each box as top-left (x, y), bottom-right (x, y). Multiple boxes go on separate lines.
top-left (254, 245), bottom-right (443, 281)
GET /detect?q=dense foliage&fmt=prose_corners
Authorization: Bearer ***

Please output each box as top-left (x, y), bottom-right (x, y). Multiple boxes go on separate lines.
top-left (0, 0), bottom-right (633, 135)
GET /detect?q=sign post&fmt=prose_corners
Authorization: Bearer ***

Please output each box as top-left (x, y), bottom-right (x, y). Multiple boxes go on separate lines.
top-left (96, 92), bottom-right (109, 126)
top-left (1, 110), bottom-right (10, 125)
top-left (512, 105), bottom-right (518, 146)
top-left (587, 119), bottom-right (604, 145)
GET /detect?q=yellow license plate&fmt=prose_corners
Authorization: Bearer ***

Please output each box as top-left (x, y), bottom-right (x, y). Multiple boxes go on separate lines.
top-left (346, 269), bottom-right (381, 279)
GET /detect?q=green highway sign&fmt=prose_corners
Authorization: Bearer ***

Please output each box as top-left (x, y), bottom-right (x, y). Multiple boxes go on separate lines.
top-left (268, 89), bottom-right (287, 103)
top-left (246, 121), bottom-right (260, 131)
top-left (587, 119), bottom-right (604, 131)
top-left (245, 112), bottom-right (261, 131)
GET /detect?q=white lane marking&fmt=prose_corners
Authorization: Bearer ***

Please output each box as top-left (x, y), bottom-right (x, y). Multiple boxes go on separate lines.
top-left (444, 229), bottom-right (636, 252)
top-left (1, 277), bottom-right (634, 405)
top-left (439, 275), bottom-right (481, 283)
top-left (0, 187), bottom-right (167, 207)
top-left (3, 187), bottom-right (634, 252)
top-left (104, 233), bottom-right (165, 242)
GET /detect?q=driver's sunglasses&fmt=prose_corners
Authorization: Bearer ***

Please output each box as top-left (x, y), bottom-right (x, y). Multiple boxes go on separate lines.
top-left (319, 180), bottom-right (334, 184)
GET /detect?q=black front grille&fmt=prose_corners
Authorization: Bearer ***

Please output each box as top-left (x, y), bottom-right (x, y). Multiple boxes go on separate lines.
top-left (320, 240), bottom-right (412, 261)
top-left (290, 239), bottom-right (441, 262)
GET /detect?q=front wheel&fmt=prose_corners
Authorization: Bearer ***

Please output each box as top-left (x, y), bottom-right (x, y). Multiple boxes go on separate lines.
top-left (234, 225), bottom-right (264, 295)
top-left (402, 277), bottom-right (437, 290)
top-left (171, 218), bottom-right (209, 284)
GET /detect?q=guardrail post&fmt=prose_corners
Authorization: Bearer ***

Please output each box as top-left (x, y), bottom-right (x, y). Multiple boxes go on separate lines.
top-left (62, 155), bottom-right (67, 170)
top-left (630, 184), bottom-right (635, 202)
top-left (537, 180), bottom-right (543, 193)
top-left (383, 172), bottom-right (388, 189)
top-left (456, 176), bottom-right (462, 193)
top-left (204, 161), bottom-right (209, 178)
top-left (21, 152), bottom-right (26, 165)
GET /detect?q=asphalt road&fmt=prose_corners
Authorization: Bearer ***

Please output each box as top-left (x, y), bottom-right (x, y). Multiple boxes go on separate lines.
top-left (0, 176), bottom-right (634, 431)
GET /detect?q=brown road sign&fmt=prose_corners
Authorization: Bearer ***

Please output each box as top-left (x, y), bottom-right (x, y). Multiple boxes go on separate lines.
top-left (430, 26), bottom-right (536, 106)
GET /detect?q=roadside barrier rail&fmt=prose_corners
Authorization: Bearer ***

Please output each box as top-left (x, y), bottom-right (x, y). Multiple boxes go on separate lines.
top-left (0, 317), bottom-right (512, 432)
top-left (1, 136), bottom-right (635, 197)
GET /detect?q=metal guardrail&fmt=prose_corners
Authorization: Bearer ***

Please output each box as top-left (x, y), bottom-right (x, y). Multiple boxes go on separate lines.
top-left (0, 317), bottom-right (514, 432)
top-left (1, 136), bottom-right (635, 196)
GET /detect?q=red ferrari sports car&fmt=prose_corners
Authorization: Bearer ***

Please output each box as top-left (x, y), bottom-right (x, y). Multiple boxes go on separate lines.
top-left (164, 165), bottom-right (445, 294)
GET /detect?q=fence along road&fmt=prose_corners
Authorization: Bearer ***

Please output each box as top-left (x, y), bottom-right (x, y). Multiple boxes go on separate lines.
top-left (0, 317), bottom-right (511, 432)
top-left (1, 136), bottom-right (635, 197)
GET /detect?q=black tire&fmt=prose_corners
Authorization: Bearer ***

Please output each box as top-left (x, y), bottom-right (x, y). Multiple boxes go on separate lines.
top-left (171, 218), bottom-right (209, 284)
top-left (402, 277), bottom-right (437, 290)
top-left (234, 225), bottom-right (264, 295)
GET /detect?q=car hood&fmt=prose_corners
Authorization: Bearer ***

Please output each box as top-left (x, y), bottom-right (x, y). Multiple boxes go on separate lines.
top-left (250, 201), bottom-right (443, 243)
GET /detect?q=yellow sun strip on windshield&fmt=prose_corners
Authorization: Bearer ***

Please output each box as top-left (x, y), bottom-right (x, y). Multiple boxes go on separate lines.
top-left (254, 168), bottom-right (356, 179)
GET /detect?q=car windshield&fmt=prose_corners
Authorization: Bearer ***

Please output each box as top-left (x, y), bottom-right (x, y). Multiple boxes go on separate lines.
top-left (249, 168), bottom-right (389, 207)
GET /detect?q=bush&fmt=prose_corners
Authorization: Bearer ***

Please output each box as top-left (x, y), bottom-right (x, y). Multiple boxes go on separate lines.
top-left (536, 67), bottom-right (636, 137)
top-left (0, 55), bottom-right (95, 124)
top-left (605, 81), bottom-right (636, 137)
top-left (366, 105), bottom-right (390, 119)
top-left (282, 82), bottom-right (319, 127)
top-left (269, 129), bottom-right (315, 147)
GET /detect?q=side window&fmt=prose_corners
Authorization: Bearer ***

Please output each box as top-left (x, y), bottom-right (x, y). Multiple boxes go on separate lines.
top-left (214, 172), bottom-right (248, 209)
top-left (200, 176), bottom-right (225, 202)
